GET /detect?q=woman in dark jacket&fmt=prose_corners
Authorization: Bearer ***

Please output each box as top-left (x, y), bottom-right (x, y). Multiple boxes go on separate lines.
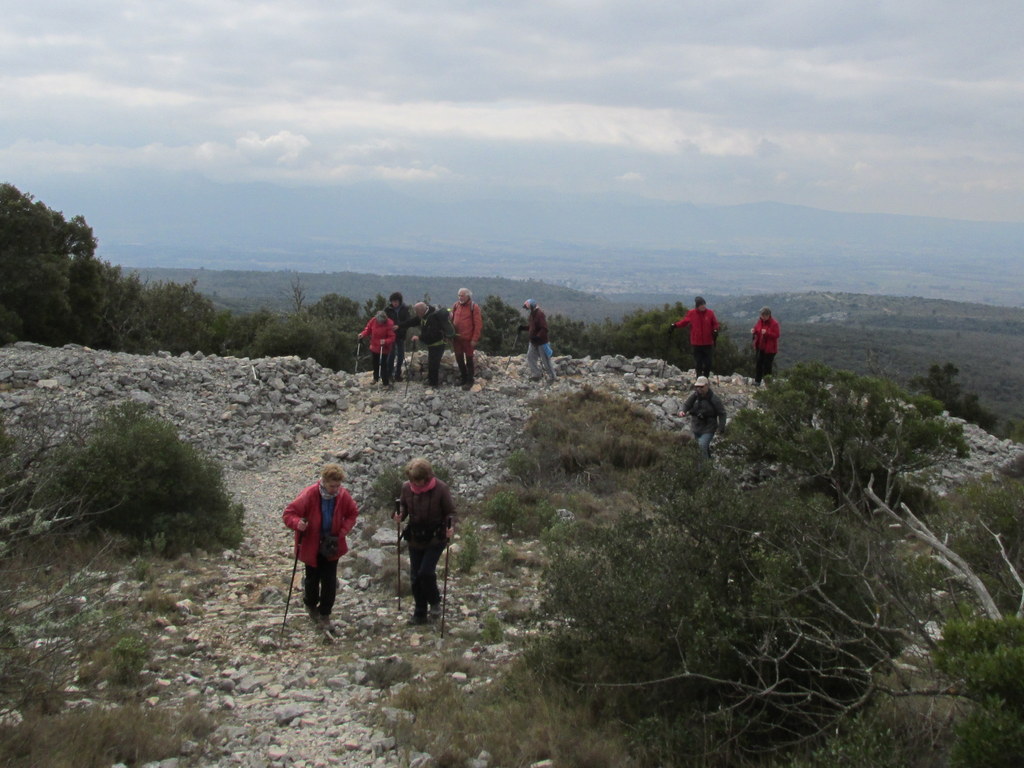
top-left (393, 457), bottom-right (457, 625)
top-left (283, 464), bottom-right (360, 631)
top-left (385, 291), bottom-right (411, 382)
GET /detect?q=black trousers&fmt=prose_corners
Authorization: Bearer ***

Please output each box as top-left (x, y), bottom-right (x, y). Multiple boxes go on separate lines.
top-left (303, 554), bottom-right (339, 617)
top-left (408, 544), bottom-right (445, 616)
top-left (371, 351), bottom-right (390, 384)
top-left (755, 351), bottom-right (776, 383)
top-left (693, 345), bottom-right (713, 378)
top-left (426, 345), bottom-right (444, 385)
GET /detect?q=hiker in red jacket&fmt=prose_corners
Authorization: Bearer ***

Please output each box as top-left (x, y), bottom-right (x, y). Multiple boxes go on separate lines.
top-left (451, 288), bottom-right (482, 389)
top-left (668, 296), bottom-right (720, 379)
top-left (358, 311), bottom-right (397, 386)
top-left (282, 464), bottom-right (360, 633)
top-left (751, 306), bottom-right (781, 385)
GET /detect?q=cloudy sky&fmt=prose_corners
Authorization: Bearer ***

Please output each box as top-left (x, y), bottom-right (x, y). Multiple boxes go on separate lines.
top-left (3, 0), bottom-right (1023, 230)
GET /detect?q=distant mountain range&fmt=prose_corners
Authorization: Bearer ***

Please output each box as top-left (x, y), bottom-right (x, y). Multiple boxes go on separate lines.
top-left (68, 177), bottom-right (1022, 306)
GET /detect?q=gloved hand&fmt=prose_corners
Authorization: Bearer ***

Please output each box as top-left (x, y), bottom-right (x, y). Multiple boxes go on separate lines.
top-left (712, 329), bottom-right (719, 340)
top-left (666, 324), bottom-right (676, 334)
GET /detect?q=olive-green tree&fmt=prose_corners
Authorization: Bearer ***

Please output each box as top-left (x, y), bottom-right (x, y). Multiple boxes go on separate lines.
top-left (44, 403), bottom-right (242, 555)
top-left (0, 183), bottom-right (99, 346)
top-left (911, 362), bottom-right (998, 430)
top-left (728, 361), bottom-right (967, 511)
top-left (539, 464), bottom-right (916, 763)
top-left (478, 294), bottom-right (521, 355)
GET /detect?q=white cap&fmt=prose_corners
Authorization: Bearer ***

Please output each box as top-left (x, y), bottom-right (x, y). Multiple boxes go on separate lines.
top-left (694, 376), bottom-right (709, 387)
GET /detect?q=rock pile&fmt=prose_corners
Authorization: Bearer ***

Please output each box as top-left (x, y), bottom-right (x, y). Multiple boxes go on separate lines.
top-left (2, 341), bottom-right (1022, 767)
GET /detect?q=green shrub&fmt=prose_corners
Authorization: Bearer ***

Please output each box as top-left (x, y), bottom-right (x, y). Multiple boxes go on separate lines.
top-left (935, 616), bottom-right (1024, 768)
top-left (934, 480), bottom-right (1024, 614)
top-left (525, 386), bottom-right (680, 488)
top-left (369, 465), bottom-right (406, 513)
top-left (482, 613), bottom-right (504, 644)
top-left (535, 464), bottom-right (910, 760)
top-left (454, 521), bottom-right (479, 574)
top-left (482, 487), bottom-right (557, 537)
top-left (44, 403), bottom-right (243, 555)
top-left (110, 634), bottom-right (148, 685)
top-left (506, 449), bottom-right (540, 484)
top-left (729, 361), bottom-right (967, 512)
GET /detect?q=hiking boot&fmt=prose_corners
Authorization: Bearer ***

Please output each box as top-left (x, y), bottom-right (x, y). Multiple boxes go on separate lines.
top-left (394, 374), bottom-right (403, 382)
top-left (306, 605), bottom-right (319, 624)
top-left (407, 613), bottom-right (429, 626)
top-left (428, 603), bottom-right (443, 620)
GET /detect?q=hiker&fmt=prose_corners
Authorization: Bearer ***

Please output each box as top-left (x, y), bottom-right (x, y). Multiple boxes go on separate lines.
top-left (392, 457), bottom-right (456, 626)
top-left (751, 306), bottom-right (781, 385)
top-left (358, 311), bottom-right (396, 386)
top-left (282, 464), bottom-right (360, 633)
top-left (678, 376), bottom-right (727, 460)
top-left (668, 296), bottom-right (720, 379)
top-left (451, 287), bottom-right (483, 389)
top-left (519, 299), bottom-right (557, 382)
top-left (397, 302), bottom-right (454, 386)
top-left (385, 291), bottom-right (412, 383)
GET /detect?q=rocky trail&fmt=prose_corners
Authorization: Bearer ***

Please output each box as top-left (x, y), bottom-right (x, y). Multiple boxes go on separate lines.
top-left (2, 342), bottom-right (1022, 767)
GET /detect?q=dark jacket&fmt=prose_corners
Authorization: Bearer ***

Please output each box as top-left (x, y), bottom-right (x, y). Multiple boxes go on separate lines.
top-left (386, 302), bottom-right (412, 341)
top-left (399, 478), bottom-right (456, 549)
top-left (682, 389), bottom-right (727, 436)
top-left (399, 305), bottom-right (453, 346)
top-left (282, 483), bottom-right (360, 567)
top-left (524, 307), bottom-right (549, 345)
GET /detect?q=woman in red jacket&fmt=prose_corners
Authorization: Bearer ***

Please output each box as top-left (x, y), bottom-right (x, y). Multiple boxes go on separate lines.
top-left (358, 311), bottom-right (397, 386)
top-left (282, 464), bottom-right (360, 632)
top-left (751, 306), bottom-right (781, 385)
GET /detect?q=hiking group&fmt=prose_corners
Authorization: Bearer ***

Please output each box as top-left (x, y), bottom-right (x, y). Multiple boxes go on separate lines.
top-left (282, 458), bottom-right (456, 636)
top-left (285, 295), bottom-right (781, 632)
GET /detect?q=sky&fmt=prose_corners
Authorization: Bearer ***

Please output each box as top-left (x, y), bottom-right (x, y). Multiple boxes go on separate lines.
top-left (2, 0), bottom-right (1023, 235)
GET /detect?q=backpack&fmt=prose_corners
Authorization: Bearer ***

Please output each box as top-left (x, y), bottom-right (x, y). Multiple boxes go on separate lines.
top-left (421, 306), bottom-right (455, 344)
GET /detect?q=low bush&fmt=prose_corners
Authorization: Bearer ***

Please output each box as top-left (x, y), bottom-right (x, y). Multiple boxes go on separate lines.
top-left (43, 403), bottom-right (243, 555)
top-left (935, 616), bottom-right (1024, 768)
top-left (524, 386), bottom-right (681, 488)
top-left (0, 703), bottom-right (215, 768)
top-left (535, 460), bottom-right (913, 762)
top-left (481, 486), bottom-right (557, 537)
top-left (454, 521), bottom-right (479, 573)
top-left (387, 662), bottom-right (639, 768)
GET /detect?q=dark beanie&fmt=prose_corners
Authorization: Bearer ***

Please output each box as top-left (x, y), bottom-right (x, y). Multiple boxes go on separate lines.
top-left (694, 296), bottom-right (706, 307)
top-left (389, 291), bottom-right (403, 303)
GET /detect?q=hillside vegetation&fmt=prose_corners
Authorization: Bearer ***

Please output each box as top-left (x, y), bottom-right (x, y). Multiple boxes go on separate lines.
top-left (712, 292), bottom-right (1024, 421)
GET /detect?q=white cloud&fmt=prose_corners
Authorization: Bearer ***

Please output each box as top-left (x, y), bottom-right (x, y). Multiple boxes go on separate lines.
top-left (1, 0), bottom-right (1022, 222)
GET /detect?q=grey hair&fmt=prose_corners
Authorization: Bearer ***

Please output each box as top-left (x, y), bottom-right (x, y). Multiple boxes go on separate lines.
top-left (458, 287), bottom-right (472, 298)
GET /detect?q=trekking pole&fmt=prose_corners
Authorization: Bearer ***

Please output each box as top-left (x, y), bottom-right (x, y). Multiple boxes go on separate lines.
top-left (281, 531), bottom-right (303, 640)
top-left (354, 338), bottom-right (362, 374)
top-left (440, 529), bottom-right (452, 639)
top-left (405, 340), bottom-right (417, 396)
top-left (394, 499), bottom-right (403, 612)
